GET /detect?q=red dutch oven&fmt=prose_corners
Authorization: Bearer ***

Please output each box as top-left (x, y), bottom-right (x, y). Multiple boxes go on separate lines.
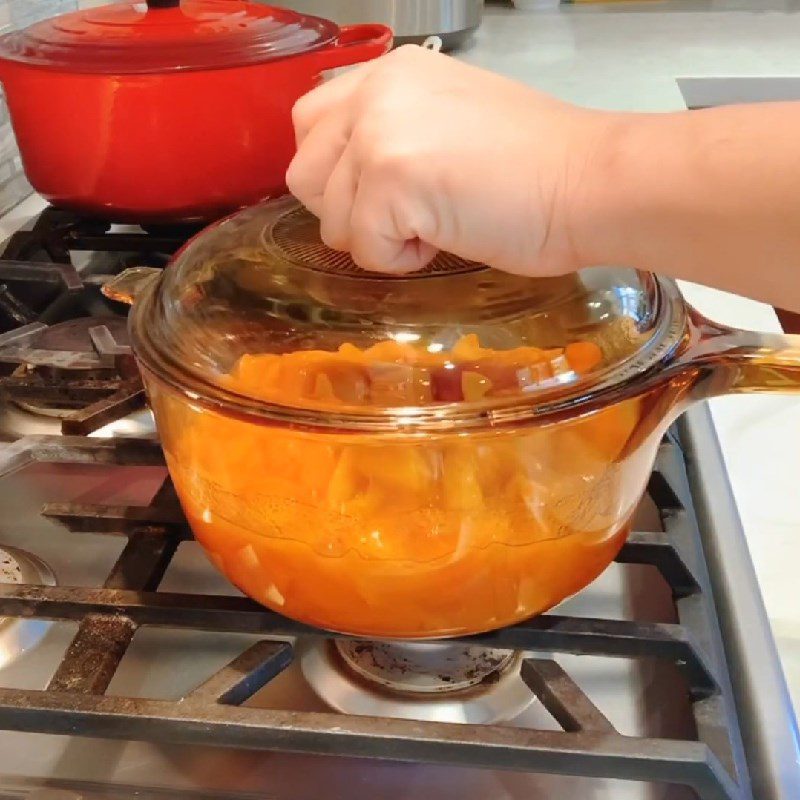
top-left (0, 0), bottom-right (391, 223)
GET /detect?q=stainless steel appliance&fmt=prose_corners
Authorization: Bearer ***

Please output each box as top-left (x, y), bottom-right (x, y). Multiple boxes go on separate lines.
top-left (275, 0), bottom-right (484, 50)
top-left (0, 204), bottom-right (796, 800)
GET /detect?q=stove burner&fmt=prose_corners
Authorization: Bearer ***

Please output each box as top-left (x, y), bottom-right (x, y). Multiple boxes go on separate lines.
top-left (28, 316), bottom-right (130, 355)
top-left (0, 202), bottom-right (196, 440)
top-left (0, 431), bottom-right (774, 798)
top-left (300, 639), bottom-right (533, 723)
top-left (336, 640), bottom-right (516, 693)
top-left (0, 545), bottom-right (56, 670)
top-left (0, 318), bottom-right (132, 373)
top-left (0, 318), bottom-right (143, 433)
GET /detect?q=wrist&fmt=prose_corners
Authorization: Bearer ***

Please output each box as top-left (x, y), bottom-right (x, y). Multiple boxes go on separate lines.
top-left (566, 110), bottom-right (644, 271)
top-left (567, 109), bottom-right (696, 275)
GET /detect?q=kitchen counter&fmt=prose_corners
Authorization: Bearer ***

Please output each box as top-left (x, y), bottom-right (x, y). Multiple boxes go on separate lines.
top-left (465, 0), bottom-right (800, 713)
top-left (2, 0), bottom-right (800, 724)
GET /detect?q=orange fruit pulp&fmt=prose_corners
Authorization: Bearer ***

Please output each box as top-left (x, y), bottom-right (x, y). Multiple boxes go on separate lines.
top-left (161, 334), bottom-right (643, 637)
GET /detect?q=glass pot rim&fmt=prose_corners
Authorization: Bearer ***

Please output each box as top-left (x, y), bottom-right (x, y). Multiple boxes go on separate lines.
top-left (128, 270), bottom-right (690, 435)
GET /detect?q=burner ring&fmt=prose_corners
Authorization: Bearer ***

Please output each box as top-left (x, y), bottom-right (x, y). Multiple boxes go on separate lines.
top-left (0, 545), bottom-right (57, 670)
top-left (300, 638), bottom-right (534, 724)
top-left (335, 640), bottom-right (516, 694)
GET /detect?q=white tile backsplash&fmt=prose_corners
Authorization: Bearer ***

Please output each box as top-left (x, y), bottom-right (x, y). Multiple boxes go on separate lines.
top-left (0, 0), bottom-right (79, 215)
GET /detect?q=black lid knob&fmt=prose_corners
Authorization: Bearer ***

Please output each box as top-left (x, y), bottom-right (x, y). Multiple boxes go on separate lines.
top-left (147, 0), bottom-right (180, 8)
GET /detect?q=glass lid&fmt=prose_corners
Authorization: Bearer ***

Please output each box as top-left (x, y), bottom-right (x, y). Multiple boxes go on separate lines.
top-left (0, 0), bottom-right (339, 74)
top-left (129, 196), bottom-right (686, 430)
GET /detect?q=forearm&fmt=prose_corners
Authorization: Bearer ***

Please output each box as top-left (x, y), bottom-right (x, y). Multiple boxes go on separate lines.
top-left (577, 103), bottom-right (800, 310)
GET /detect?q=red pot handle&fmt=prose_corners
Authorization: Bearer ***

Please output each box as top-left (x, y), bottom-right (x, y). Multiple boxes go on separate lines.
top-left (314, 24), bottom-right (393, 72)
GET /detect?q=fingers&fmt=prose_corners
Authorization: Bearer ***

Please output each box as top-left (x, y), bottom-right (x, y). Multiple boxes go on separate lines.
top-left (319, 144), bottom-right (358, 251)
top-left (312, 142), bottom-right (439, 274)
top-left (288, 58), bottom-right (381, 217)
top-left (353, 232), bottom-right (439, 275)
top-left (294, 137), bottom-right (440, 273)
top-left (348, 175), bottom-right (439, 274)
top-left (373, 238), bottom-right (439, 274)
top-left (286, 110), bottom-right (352, 218)
top-left (288, 46), bottom-right (442, 274)
top-left (297, 134), bottom-right (438, 273)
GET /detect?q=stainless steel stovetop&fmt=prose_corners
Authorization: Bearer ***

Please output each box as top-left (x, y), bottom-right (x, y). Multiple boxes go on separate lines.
top-left (0, 207), bottom-right (796, 800)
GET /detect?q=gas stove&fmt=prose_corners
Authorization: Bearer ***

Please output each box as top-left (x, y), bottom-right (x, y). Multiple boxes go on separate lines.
top-left (0, 207), bottom-right (169, 442)
top-left (0, 205), bottom-right (797, 800)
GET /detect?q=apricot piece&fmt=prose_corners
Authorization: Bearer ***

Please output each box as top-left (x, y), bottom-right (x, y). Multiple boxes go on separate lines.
top-left (565, 341), bottom-right (604, 374)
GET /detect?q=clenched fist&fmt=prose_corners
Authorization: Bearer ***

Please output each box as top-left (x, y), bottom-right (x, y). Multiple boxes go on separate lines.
top-left (286, 45), bottom-right (613, 276)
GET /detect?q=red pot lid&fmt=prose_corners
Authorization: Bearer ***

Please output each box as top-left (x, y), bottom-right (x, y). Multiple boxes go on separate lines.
top-left (0, 0), bottom-right (340, 74)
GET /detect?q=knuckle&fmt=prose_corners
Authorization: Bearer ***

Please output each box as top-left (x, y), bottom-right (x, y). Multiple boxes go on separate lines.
top-left (285, 160), bottom-right (302, 194)
top-left (320, 223), bottom-right (347, 251)
top-left (370, 147), bottom-right (418, 182)
top-left (286, 164), bottom-right (315, 207)
top-left (353, 127), bottom-right (415, 179)
top-left (352, 127), bottom-right (423, 185)
top-left (349, 210), bottom-right (373, 242)
top-left (348, 221), bottom-right (381, 270)
top-left (393, 44), bottom-right (424, 61)
top-left (291, 96), bottom-right (311, 128)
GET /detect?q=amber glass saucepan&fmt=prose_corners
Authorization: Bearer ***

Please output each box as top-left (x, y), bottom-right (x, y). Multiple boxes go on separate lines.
top-left (104, 196), bottom-right (800, 639)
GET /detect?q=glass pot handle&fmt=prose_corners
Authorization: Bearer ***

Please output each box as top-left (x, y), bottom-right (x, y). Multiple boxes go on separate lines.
top-left (102, 267), bottom-right (161, 306)
top-left (681, 310), bottom-right (800, 397)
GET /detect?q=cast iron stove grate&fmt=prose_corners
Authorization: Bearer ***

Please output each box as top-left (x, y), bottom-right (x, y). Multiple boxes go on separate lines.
top-left (0, 206), bottom-right (198, 435)
top-left (0, 428), bottom-right (752, 800)
top-left (0, 207), bottom-right (191, 331)
top-left (2, 206), bottom-right (197, 266)
top-left (0, 309), bottom-right (142, 436)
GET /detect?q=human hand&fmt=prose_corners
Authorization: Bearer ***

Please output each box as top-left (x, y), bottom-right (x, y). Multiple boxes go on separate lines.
top-left (286, 45), bottom-right (614, 276)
